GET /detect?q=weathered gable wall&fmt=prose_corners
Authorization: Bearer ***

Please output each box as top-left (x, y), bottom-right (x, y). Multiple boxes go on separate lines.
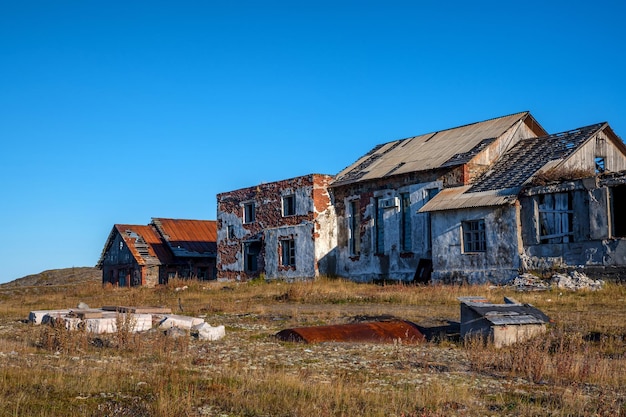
top-left (559, 130), bottom-right (626, 174)
top-left (100, 233), bottom-right (143, 287)
top-left (430, 204), bottom-right (522, 284)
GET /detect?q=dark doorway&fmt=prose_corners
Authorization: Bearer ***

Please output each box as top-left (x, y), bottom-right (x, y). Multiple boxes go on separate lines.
top-left (244, 241), bottom-right (261, 272)
top-left (612, 185), bottom-right (626, 237)
top-left (413, 258), bottom-right (432, 284)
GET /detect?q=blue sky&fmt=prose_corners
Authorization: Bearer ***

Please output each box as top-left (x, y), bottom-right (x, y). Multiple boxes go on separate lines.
top-left (1, 1), bottom-right (625, 283)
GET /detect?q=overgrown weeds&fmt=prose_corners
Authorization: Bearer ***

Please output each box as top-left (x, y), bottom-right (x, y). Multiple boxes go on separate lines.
top-left (1, 277), bottom-right (625, 416)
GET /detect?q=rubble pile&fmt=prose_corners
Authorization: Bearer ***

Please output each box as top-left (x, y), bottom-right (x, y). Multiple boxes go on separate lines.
top-left (511, 271), bottom-right (605, 292)
top-left (28, 304), bottom-right (225, 341)
top-left (551, 271), bottom-right (605, 291)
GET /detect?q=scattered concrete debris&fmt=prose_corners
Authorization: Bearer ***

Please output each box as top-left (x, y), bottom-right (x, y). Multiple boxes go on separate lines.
top-left (275, 320), bottom-right (425, 344)
top-left (192, 322), bottom-right (226, 341)
top-left (551, 271), bottom-right (605, 291)
top-left (459, 296), bottom-right (551, 348)
top-left (511, 271), bottom-right (604, 291)
top-left (28, 306), bottom-right (225, 341)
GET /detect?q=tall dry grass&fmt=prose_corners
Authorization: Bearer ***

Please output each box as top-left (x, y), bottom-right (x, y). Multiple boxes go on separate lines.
top-left (0, 277), bottom-right (624, 416)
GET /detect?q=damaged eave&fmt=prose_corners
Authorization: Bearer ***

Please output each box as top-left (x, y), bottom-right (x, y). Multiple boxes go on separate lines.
top-left (418, 186), bottom-right (520, 213)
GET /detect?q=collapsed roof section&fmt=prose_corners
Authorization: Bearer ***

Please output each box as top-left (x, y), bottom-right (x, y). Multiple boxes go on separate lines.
top-left (420, 122), bottom-right (626, 213)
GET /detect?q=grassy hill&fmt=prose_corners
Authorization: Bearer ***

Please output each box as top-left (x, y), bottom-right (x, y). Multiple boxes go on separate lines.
top-left (0, 266), bottom-right (100, 288)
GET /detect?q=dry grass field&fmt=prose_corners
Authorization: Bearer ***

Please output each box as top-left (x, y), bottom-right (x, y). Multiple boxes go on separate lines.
top-left (0, 275), bottom-right (625, 416)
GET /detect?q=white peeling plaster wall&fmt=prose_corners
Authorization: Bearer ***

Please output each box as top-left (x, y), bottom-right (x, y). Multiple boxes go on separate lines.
top-left (337, 181), bottom-right (441, 282)
top-left (264, 224), bottom-right (316, 280)
top-left (216, 211), bottom-right (245, 273)
top-left (431, 204), bottom-right (521, 284)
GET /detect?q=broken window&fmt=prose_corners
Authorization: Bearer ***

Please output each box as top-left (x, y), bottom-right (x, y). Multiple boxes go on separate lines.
top-left (282, 194), bottom-right (296, 216)
top-left (611, 185), bottom-right (626, 237)
top-left (462, 220), bottom-right (486, 253)
top-left (538, 192), bottom-right (573, 243)
top-left (281, 239), bottom-right (296, 267)
top-left (595, 157), bottom-right (606, 174)
top-left (349, 200), bottom-right (361, 256)
top-left (400, 193), bottom-right (412, 252)
top-left (243, 203), bottom-right (255, 223)
top-left (374, 197), bottom-right (385, 254)
top-left (244, 241), bottom-right (261, 272)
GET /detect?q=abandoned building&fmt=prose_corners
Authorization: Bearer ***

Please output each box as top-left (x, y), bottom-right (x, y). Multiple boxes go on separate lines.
top-left (329, 111), bottom-right (547, 282)
top-left (216, 174), bottom-right (336, 280)
top-left (97, 218), bottom-right (217, 287)
top-left (212, 112), bottom-right (626, 284)
top-left (420, 122), bottom-right (626, 283)
top-left (459, 296), bottom-right (551, 348)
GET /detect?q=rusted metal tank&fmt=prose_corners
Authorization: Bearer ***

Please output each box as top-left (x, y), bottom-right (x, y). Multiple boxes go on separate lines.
top-left (275, 320), bottom-right (425, 344)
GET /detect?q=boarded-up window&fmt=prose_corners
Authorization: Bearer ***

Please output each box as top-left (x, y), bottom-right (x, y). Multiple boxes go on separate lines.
top-left (374, 197), bottom-right (384, 254)
top-left (400, 193), bottom-right (412, 252)
top-left (538, 192), bottom-right (573, 243)
top-left (349, 200), bottom-right (361, 256)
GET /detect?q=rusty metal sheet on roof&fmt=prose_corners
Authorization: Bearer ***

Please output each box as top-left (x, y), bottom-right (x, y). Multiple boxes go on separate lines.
top-left (275, 320), bottom-right (425, 344)
top-left (152, 218), bottom-right (217, 257)
top-left (419, 186), bottom-right (519, 213)
top-left (115, 224), bottom-right (170, 265)
top-left (333, 112), bottom-right (532, 186)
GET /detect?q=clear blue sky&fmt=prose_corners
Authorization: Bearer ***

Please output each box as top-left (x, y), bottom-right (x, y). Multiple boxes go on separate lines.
top-left (1, 1), bottom-right (625, 283)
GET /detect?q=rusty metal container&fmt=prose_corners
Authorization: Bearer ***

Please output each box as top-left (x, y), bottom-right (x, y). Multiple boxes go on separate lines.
top-left (276, 320), bottom-right (425, 344)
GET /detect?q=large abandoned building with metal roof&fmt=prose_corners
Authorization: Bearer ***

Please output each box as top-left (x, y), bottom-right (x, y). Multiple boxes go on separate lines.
top-left (215, 111), bottom-right (626, 284)
top-left (97, 218), bottom-right (217, 287)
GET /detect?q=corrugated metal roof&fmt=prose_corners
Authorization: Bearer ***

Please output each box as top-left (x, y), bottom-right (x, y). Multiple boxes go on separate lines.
top-left (332, 112), bottom-right (541, 187)
top-left (275, 320), bottom-right (425, 344)
top-left (152, 218), bottom-right (217, 257)
top-left (419, 186), bottom-right (519, 212)
top-left (461, 299), bottom-right (551, 326)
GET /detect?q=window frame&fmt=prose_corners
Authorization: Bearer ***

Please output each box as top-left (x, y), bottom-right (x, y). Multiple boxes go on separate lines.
top-left (280, 239), bottom-right (296, 267)
top-left (243, 202), bottom-right (256, 224)
top-left (282, 194), bottom-right (296, 217)
top-left (462, 219), bottom-right (486, 253)
top-left (348, 200), bottom-right (361, 256)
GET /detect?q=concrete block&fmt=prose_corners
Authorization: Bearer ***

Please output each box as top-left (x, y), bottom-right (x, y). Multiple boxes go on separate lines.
top-left (192, 322), bottom-right (226, 341)
top-left (157, 315), bottom-right (205, 330)
top-left (29, 310), bottom-right (70, 324)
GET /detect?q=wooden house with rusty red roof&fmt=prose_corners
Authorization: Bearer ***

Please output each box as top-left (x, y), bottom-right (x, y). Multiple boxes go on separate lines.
top-left (97, 218), bottom-right (217, 287)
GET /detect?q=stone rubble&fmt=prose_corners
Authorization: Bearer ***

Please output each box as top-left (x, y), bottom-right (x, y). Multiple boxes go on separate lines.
top-left (511, 271), bottom-right (605, 291)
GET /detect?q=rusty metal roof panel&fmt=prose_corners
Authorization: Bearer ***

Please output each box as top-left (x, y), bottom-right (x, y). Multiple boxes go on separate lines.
top-left (152, 218), bottom-right (217, 257)
top-left (114, 224), bottom-right (170, 265)
top-left (275, 320), bottom-right (425, 344)
top-left (332, 112), bottom-right (538, 187)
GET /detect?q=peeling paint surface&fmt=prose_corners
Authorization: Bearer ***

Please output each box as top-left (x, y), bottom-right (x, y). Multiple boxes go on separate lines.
top-left (217, 174), bottom-right (334, 281)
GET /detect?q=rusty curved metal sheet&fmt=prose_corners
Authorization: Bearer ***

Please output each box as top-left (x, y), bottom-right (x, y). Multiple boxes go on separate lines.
top-left (275, 320), bottom-right (425, 344)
